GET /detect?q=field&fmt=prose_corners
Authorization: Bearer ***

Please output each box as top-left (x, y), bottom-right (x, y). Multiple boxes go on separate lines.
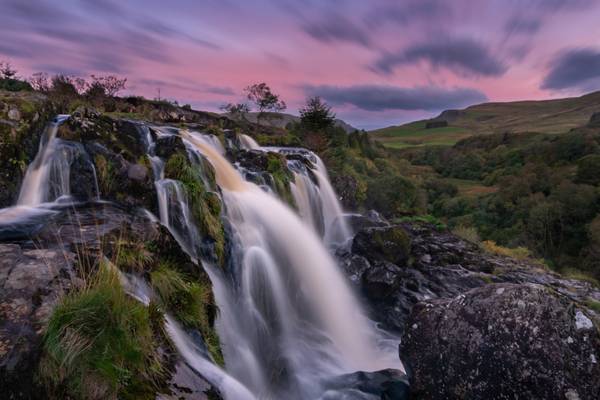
top-left (372, 121), bottom-right (473, 149)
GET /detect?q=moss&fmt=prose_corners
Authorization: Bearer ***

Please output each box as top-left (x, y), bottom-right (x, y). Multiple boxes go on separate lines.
top-left (584, 298), bottom-right (600, 313)
top-left (94, 154), bottom-right (115, 195)
top-left (266, 152), bottom-right (294, 206)
top-left (39, 264), bottom-right (168, 400)
top-left (164, 153), bottom-right (226, 266)
top-left (150, 262), bottom-right (223, 365)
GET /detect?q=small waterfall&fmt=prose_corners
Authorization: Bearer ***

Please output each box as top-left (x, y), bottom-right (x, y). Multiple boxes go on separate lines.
top-left (239, 134), bottom-right (261, 150)
top-left (17, 115), bottom-right (71, 206)
top-left (268, 146), bottom-right (352, 246)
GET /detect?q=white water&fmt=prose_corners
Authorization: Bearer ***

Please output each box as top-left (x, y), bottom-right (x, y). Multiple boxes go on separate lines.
top-left (17, 115), bottom-right (71, 206)
top-left (173, 130), bottom-right (401, 399)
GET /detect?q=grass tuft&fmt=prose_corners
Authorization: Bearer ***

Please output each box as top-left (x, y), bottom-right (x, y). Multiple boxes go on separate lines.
top-left (39, 263), bottom-right (167, 400)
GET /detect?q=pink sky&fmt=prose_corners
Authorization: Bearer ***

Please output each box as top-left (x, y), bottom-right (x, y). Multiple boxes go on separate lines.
top-left (2, 0), bottom-right (600, 129)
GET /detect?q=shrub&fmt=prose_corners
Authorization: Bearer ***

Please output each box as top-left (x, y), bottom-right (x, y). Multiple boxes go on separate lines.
top-left (481, 240), bottom-right (532, 260)
top-left (40, 264), bottom-right (167, 399)
top-left (452, 225), bottom-right (481, 244)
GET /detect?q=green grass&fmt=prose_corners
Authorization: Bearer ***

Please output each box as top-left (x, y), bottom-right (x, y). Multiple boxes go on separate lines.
top-left (40, 263), bottom-right (167, 400)
top-left (584, 298), bottom-right (600, 313)
top-left (150, 262), bottom-right (223, 366)
top-left (371, 121), bottom-right (472, 149)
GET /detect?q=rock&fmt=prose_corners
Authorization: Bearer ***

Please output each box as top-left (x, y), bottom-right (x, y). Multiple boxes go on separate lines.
top-left (69, 151), bottom-right (98, 200)
top-left (155, 134), bottom-right (186, 158)
top-left (330, 173), bottom-right (362, 210)
top-left (7, 108), bottom-right (20, 121)
top-left (322, 369), bottom-right (410, 400)
top-left (0, 244), bottom-right (77, 399)
top-left (362, 261), bottom-right (403, 300)
top-left (127, 163), bottom-right (148, 181)
top-left (347, 210), bottom-right (389, 232)
top-left (400, 283), bottom-right (600, 400)
top-left (352, 225), bottom-right (411, 266)
top-left (588, 112), bottom-right (600, 128)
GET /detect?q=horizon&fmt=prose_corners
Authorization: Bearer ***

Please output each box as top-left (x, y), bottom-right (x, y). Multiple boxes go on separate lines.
top-left (2, 0), bottom-right (600, 129)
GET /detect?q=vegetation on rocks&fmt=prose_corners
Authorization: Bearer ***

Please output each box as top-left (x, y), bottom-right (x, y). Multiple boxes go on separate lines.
top-left (164, 153), bottom-right (226, 265)
top-left (150, 262), bottom-right (223, 365)
top-left (40, 264), bottom-right (167, 400)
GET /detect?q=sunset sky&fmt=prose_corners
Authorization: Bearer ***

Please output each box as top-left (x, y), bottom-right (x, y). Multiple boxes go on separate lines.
top-left (2, 0), bottom-right (600, 129)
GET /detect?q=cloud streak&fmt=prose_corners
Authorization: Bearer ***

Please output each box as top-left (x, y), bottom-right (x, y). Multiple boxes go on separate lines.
top-left (305, 84), bottom-right (488, 112)
top-left (541, 48), bottom-right (600, 90)
top-left (373, 38), bottom-right (507, 77)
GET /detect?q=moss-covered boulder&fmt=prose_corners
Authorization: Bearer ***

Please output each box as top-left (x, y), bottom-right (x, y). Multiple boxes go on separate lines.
top-left (163, 153), bottom-right (226, 266)
top-left (351, 225), bottom-right (411, 266)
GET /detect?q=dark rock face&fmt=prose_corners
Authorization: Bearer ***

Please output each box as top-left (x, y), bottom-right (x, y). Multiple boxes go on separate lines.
top-left (588, 112), bottom-right (600, 128)
top-left (331, 173), bottom-right (362, 210)
top-left (401, 283), bottom-right (600, 400)
top-left (323, 369), bottom-right (410, 400)
top-left (0, 244), bottom-right (77, 399)
top-left (352, 226), bottom-right (411, 266)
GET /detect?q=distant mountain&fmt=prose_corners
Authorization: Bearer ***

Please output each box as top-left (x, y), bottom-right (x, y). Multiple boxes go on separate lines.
top-left (224, 112), bottom-right (359, 133)
top-left (371, 90), bottom-right (600, 149)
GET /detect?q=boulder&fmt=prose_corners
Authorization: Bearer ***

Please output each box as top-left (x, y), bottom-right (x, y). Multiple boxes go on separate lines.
top-left (127, 163), bottom-right (148, 181)
top-left (352, 226), bottom-right (411, 266)
top-left (0, 244), bottom-right (77, 399)
top-left (401, 283), bottom-right (600, 400)
top-left (588, 112), bottom-right (600, 128)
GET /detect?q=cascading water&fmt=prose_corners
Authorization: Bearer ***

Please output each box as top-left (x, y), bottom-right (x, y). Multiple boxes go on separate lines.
top-left (17, 114), bottom-right (72, 206)
top-left (156, 130), bottom-right (403, 399)
top-left (0, 115), bottom-right (98, 232)
top-left (269, 147), bottom-right (352, 246)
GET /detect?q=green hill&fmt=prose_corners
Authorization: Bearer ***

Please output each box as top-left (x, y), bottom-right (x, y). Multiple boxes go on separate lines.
top-left (371, 91), bottom-right (600, 149)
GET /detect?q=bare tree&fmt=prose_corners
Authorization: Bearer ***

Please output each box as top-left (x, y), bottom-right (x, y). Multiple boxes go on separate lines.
top-left (244, 82), bottom-right (286, 124)
top-left (0, 61), bottom-right (17, 79)
top-left (220, 102), bottom-right (250, 121)
top-left (29, 72), bottom-right (51, 91)
top-left (89, 75), bottom-right (127, 97)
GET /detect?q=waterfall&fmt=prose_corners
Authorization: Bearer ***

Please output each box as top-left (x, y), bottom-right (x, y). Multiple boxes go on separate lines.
top-left (17, 115), bottom-right (72, 206)
top-left (174, 130), bottom-right (401, 399)
top-left (269, 147), bottom-right (352, 246)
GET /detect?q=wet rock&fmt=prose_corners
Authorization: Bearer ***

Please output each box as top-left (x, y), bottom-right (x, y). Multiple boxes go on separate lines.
top-left (69, 151), bottom-right (98, 200)
top-left (323, 369), bottom-right (409, 400)
top-left (155, 134), bottom-right (186, 158)
top-left (352, 225), bottom-right (411, 266)
top-left (7, 108), bottom-right (20, 121)
top-left (127, 163), bottom-right (148, 181)
top-left (347, 210), bottom-right (389, 232)
top-left (401, 283), bottom-right (600, 400)
top-left (0, 244), bottom-right (77, 399)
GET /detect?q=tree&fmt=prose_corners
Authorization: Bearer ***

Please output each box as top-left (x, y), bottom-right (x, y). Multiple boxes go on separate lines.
top-left (88, 75), bottom-right (127, 97)
top-left (220, 102), bottom-right (250, 121)
top-left (29, 72), bottom-right (51, 91)
top-left (0, 61), bottom-right (17, 79)
top-left (244, 82), bottom-right (286, 124)
top-left (299, 96), bottom-right (336, 131)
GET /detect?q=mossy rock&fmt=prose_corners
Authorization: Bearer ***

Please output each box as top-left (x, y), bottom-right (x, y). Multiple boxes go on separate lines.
top-left (163, 153), bottom-right (226, 267)
top-left (352, 225), bottom-right (412, 266)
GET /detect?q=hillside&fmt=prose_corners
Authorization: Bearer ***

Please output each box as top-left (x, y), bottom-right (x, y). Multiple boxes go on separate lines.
top-left (371, 91), bottom-right (600, 149)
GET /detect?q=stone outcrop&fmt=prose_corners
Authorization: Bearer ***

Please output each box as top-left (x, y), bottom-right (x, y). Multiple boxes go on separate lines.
top-left (401, 283), bottom-right (600, 400)
top-left (0, 244), bottom-right (77, 399)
